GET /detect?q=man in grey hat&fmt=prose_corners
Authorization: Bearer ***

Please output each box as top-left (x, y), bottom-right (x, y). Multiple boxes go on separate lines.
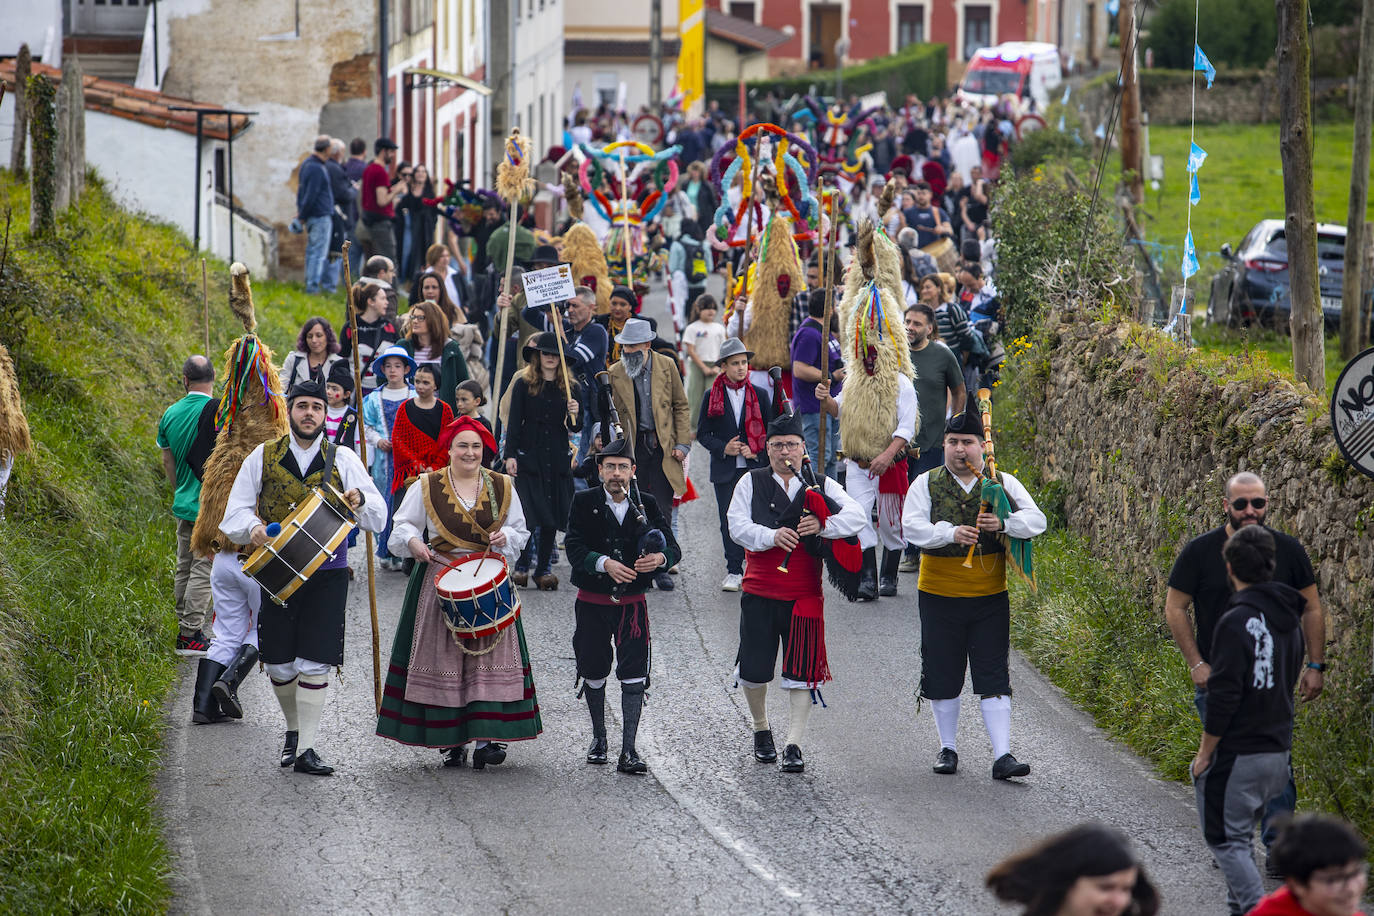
top-left (696, 338), bottom-right (773, 591)
top-left (608, 318), bottom-right (691, 591)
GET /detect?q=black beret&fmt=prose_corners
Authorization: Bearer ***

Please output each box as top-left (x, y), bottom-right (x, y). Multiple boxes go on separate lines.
top-left (287, 378), bottom-right (328, 405)
top-left (944, 411), bottom-right (984, 439)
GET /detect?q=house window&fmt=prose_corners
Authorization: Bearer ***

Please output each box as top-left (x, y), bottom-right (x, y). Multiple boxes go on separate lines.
top-left (897, 4), bottom-right (925, 47)
top-left (594, 71), bottom-right (618, 108)
top-left (729, 2), bottom-right (757, 21)
top-left (964, 5), bottom-right (992, 60)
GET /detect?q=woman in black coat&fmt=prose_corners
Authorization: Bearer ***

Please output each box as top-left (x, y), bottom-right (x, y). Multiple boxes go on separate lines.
top-left (503, 332), bottom-right (581, 590)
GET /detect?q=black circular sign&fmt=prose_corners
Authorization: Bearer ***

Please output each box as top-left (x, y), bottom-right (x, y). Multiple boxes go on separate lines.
top-left (1330, 345), bottom-right (1374, 480)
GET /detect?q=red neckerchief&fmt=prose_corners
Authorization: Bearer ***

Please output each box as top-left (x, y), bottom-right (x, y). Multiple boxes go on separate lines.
top-left (707, 374), bottom-right (766, 455)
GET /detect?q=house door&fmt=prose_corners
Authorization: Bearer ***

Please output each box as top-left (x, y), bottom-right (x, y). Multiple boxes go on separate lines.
top-left (810, 4), bottom-right (842, 70)
top-left (69, 0), bottom-right (152, 35)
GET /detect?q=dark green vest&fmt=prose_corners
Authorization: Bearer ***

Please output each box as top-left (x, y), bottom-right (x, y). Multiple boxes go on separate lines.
top-left (923, 466), bottom-right (1006, 558)
top-left (257, 435), bottom-right (346, 524)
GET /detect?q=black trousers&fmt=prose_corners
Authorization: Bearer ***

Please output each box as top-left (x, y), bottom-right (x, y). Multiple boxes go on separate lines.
top-left (573, 598), bottom-right (651, 683)
top-left (634, 433), bottom-right (675, 528)
top-left (714, 468), bottom-right (748, 575)
top-left (737, 592), bottom-right (806, 685)
top-left (917, 589), bottom-right (1011, 699)
top-left (258, 567), bottom-right (350, 666)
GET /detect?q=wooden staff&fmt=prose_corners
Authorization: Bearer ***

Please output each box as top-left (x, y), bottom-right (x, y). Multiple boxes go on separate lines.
top-left (816, 181), bottom-right (835, 471)
top-left (617, 147), bottom-right (634, 289)
top-left (201, 257), bottom-right (210, 356)
top-left (962, 387), bottom-right (997, 568)
top-left (734, 143), bottom-right (764, 312)
top-left (546, 296), bottom-right (575, 404)
top-left (341, 241), bottom-right (383, 713)
top-left (491, 196), bottom-right (520, 418)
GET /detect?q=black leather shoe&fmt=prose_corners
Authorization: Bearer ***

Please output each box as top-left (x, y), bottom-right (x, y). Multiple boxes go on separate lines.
top-left (472, 742), bottom-right (507, 770)
top-left (856, 548), bottom-right (878, 601)
top-left (653, 572), bottom-right (675, 591)
top-left (586, 737), bottom-right (608, 765)
top-left (753, 729), bottom-right (777, 762)
top-left (279, 730), bottom-right (299, 768)
top-left (992, 753), bottom-right (1031, 780)
top-left (293, 747), bottom-right (334, 776)
top-left (441, 745), bottom-right (468, 768)
top-left (878, 576), bottom-right (898, 597)
top-left (617, 750), bottom-right (648, 774)
top-left (933, 747), bottom-right (959, 774)
top-left (779, 744), bottom-right (805, 773)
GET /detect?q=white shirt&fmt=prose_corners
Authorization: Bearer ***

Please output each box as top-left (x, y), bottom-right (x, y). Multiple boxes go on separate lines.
top-left (592, 486), bottom-right (658, 572)
top-left (727, 470), bottom-right (866, 552)
top-left (726, 386), bottom-right (750, 469)
top-left (387, 474), bottom-right (530, 563)
top-left (901, 466), bottom-right (1047, 549)
top-left (835, 373), bottom-right (919, 444)
top-left (220, 435), bottom-right (388, 546)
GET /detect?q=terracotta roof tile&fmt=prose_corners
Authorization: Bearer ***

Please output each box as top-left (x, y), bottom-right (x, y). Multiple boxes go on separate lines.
top-left (0, 59), bottom-right (250, 141)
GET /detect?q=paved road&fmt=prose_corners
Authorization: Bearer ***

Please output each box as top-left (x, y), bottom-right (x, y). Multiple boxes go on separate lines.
top-left (160, 284), bottom-right (1231, 914)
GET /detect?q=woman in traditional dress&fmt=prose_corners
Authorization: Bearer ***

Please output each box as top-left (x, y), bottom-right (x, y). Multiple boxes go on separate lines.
top-left (377, 416), bottom-right (540, 769)
top-left (503, 332), bottom-right (581, 590)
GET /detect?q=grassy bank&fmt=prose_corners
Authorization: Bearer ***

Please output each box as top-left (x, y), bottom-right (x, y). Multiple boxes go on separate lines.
top-left (0, 172), bottom-right (325, 912)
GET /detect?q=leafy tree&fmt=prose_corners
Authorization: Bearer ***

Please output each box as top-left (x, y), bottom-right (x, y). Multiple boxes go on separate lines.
top-left (1145, 0), bottom-right (1278, 69)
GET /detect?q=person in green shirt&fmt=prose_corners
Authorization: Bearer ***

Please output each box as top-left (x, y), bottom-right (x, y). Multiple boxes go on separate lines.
top-left (900, 304), bottom-right (967, 573)
top-left (157, 356), bottom-right (218, 656)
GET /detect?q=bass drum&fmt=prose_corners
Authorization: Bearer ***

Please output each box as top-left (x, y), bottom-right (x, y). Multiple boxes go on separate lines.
top-left (921, 237), bottom-right (959, 275)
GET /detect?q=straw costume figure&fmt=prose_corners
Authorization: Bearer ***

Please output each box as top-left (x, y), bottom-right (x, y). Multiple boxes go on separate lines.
top-left (0, 343), bottom-right (32, 515)
top-left (559, 173), bottom-right (613, 315)
top-left (189, 263), bottom-right (289, 725)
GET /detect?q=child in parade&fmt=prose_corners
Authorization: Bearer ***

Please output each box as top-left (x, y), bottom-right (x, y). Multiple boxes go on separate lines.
top-left (362, 346), bottom-right (416, 571)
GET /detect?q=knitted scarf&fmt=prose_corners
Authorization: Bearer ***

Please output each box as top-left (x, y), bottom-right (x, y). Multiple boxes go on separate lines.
top-left (391, 399), bottom-right (454, 493)
top-left (706, 374), bottom-right (766, 455)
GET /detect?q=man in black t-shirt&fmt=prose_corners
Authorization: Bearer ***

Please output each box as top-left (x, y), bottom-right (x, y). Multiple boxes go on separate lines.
top-left (1165, 471), bottom-right (1326, 860)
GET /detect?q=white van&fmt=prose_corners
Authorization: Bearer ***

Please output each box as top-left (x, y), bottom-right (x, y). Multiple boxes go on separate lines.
top-left (957, 42), bottom-right (1063, 111)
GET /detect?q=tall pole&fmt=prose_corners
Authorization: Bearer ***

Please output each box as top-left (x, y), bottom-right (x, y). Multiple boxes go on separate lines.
top-left (618, 147), bottom-right (634, 289)
top-left (1276, 0), bottom-right (1325, 394)
top-left (1340, 0), bottom-right (1374, 359)
top-left (1119, 0), bottom-right (1144, 204)
top-left (192, 111), bottom-right (204, 251)
top-left (379, 0), bottom-right (390, 138)
top-left (649, 0), bottom-right (663, 109)
top-left (816, 181), bottom-right (835, 472)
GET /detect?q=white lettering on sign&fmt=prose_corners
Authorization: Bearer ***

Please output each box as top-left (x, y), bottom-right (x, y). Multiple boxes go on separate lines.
top-left (523, 263), bottom-right (577, 309)
top-left (1330, 347), bottom-right (1374, 478)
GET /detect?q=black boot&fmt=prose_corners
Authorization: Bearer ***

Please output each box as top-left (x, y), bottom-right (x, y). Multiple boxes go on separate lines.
top-left (584, 684), bottom-right (608, 764)
top-left (878, 549), bottom-right (900, 597)
top-left (617, 682), bottom-right (648, 774)
top-left (211, 644), bottom-right (259, 719)
top-left (192, 659), bottom-right (228, 724)
top-left (856, 548), bottom-right (878, 601)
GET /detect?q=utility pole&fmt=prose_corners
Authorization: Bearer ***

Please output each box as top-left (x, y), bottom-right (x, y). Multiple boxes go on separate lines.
top-left (1119, 0), bottom-right (1144, 204)
top-left (1276, 0), bottom-right (1325, 394)
top-left (1340, 0), bottom-right (1374, 359)
top-left (649, 0), bottom-right (663, 109)
top-left (379, 0), bottom-right (390, 139)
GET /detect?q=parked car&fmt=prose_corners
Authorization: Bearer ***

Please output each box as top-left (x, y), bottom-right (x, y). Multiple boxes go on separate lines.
top-left (1207, 219), bottom-right (1347, 330)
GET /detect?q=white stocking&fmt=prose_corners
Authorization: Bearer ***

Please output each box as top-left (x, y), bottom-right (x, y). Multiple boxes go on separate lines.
top-left (931, 697), bottom-right (961, 752)
top-left (980, 695), bottom-right (1012, 759)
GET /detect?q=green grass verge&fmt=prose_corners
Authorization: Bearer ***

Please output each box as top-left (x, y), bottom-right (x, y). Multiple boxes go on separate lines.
top-left (0, 170), bottom-right (330, 913)
top-left (1191, 322), bottom-right (1346, 396)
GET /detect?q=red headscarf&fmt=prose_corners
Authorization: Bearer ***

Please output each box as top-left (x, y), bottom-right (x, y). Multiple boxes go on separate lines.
top-left (437, 415), bottom-right (498, 457)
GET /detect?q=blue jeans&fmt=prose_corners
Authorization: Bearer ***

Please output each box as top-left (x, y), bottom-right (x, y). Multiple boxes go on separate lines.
top-left (801, 411), bottom-right (840, 483)
top-left (1193, 686), bottom-right (1296, 850)
top-left (304, 214), bottom-right (332, 293)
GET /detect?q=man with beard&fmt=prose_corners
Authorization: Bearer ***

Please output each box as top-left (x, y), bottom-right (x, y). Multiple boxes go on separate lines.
top-left (607, 319), bottom-right (690, 591)
top-left (221, 379), bottom-right (387, 775)
top-left (564, 436), bottom-right (681, 773)
top-left (1165, 471), bottom-right (1326, 865)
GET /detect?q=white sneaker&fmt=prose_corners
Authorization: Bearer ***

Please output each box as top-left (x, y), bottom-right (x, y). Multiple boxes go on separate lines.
top-left (721, 573), bottom-right (743, 592)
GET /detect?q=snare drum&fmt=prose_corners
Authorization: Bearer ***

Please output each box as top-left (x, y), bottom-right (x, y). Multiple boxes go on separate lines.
top-left (242, 488), bottom-right (356, 605)
top-left (434, 554), bottom-right (521, 640)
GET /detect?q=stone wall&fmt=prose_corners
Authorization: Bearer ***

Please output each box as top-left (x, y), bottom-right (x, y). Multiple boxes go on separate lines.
top-left (1022, 309), bottom-right (1374, 656)
top-left (1079, 70), bottom-right (1350, 126)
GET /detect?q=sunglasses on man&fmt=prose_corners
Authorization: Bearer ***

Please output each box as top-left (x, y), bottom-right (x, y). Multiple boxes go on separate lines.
top-left (1230, 497), bottom-right (1267, 511)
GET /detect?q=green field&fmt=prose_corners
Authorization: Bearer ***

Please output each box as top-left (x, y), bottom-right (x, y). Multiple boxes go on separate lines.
top-left (1129, 122), bottom-right (1374, 290)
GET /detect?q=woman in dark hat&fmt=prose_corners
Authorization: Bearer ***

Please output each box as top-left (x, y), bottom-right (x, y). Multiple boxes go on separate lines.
top-left (503, 331), bottom-right (582, 589)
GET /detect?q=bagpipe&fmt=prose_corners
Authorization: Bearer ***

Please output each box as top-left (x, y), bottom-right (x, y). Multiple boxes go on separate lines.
top-left (594, 371), bottom-right (667, 604)
top-left (960, 387), bottom-right (1036, 589)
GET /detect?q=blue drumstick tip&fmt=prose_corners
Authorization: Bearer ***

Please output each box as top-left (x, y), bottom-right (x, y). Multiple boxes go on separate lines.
top-left (265, 523), bottom-right (281, 537)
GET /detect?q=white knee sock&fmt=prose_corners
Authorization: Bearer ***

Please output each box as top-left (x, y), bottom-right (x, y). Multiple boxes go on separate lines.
top-left (295, 676), bottom-right (329, 752)
top-left (743, 685), bottom-right (769, 732)
top-left (270, 676), bottom-right (299, 731)
top-left (785, 688), bottom-right (813, 749)
top-left (980, 695), bottom-right (1012, 759)
top-left (931, 698), bottom-right (960, 751)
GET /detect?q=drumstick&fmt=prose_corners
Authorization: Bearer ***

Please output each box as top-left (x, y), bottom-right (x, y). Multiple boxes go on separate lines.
top-left (265, 523), bottom-right (281, 538)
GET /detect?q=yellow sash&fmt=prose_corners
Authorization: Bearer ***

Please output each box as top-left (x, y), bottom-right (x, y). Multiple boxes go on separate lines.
top-left (917, 552), bottom-right (1006, 598)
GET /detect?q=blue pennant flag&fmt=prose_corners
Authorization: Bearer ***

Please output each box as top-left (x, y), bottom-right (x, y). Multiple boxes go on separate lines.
top-left (1058, 115), bottom-right (1066, 132)
top-left (1107, 0), bottom-right (1120, 13)
top-left (1061, 86), bottom-right (1071, 105)
top-left (1194, 45), bottom-right (1216, 89)
top-left (1095, 122), bottom-right (1107, 140)
top-left (1182, 231), bottom-right (1200, 279)
top-left (1189, 173), bottom-right (1201, 205)
top-left (1187, 141), bottom-right (1208, 173)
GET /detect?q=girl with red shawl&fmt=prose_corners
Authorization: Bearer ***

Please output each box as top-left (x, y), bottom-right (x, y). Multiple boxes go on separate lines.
top-left (389, 364), bottom-right (454, 498)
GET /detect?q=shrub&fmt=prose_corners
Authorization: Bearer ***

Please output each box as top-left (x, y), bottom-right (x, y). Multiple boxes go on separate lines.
top-left (706, 43), bottom-right (947, 114)
top-left (1145, 0), bottom-right (1277, 69)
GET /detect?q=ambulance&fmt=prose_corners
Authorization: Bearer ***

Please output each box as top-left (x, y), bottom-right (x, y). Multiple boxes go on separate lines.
top-left (957, 42), bottom-right (1063, 111)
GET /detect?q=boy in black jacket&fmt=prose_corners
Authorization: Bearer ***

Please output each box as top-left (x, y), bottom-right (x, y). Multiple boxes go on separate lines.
top-left (1191, 524), bottom-right (1306, 916)
top-left (564, 437), bottom-right (682, 775)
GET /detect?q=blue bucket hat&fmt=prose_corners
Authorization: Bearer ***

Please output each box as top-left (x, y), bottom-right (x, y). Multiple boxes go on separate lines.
top-left (369, 344), bottom-right (417, 382)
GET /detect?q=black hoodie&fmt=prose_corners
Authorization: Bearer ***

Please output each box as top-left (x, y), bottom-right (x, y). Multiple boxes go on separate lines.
top-left (1204, 581), bottom-right (1306, 754)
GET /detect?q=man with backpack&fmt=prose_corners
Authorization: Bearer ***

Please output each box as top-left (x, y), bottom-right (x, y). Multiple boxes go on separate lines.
top-left (670, 220), bottom-right (714, 333)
